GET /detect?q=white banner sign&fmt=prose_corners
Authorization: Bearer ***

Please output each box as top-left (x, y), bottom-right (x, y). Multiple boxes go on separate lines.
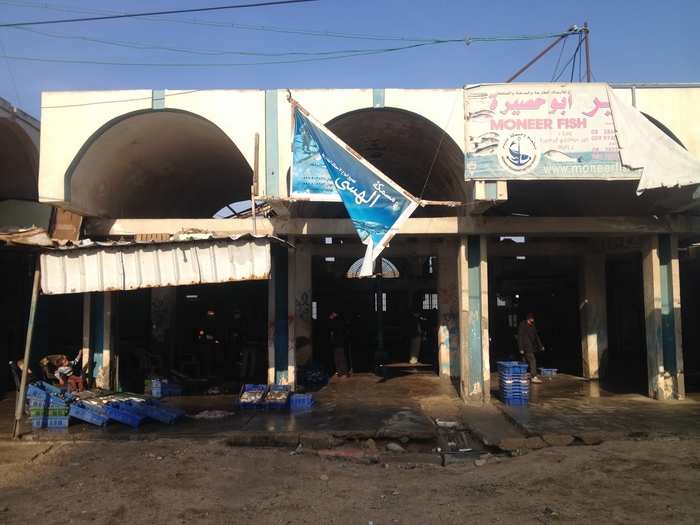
top-left (464, 83), bottom-right (638, 181)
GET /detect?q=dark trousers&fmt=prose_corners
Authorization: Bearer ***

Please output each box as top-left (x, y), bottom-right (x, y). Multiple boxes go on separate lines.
top-left (333, 346), bottom-right (348, 375)
top-left (525, 351), bottom-right (537, 377)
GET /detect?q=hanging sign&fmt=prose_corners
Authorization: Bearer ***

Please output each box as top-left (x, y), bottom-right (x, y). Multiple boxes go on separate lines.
top-left (464, 83), bottom-right (637, 180)
top-left (293, 105), bottom-right (419, 276)
top-left (290, 110), bottom-right (340, 201)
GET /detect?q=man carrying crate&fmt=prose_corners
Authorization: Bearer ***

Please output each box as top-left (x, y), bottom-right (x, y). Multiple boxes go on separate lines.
top-left (518, 313), bottom-right (545, 384)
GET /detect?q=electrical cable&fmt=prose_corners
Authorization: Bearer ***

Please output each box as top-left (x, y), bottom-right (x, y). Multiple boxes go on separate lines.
top-left (554, 35), bottom-right (584, 82)
top-left (0, 31), bottom-right (22, 107)
top-left (0, 0), bottom-right (320, 28)
top-left (0, 0), bottom-right (436, 42)
top-left (41, 89), bottom-right (203, 109)
top-left (551, 35), bottom-right (568, 81)
top-left (0, 39), bottom-right (460, 67)
top-left (418, 93), bottom-right (460, 200)
top-left (12, 26), bottom-right (451, 58)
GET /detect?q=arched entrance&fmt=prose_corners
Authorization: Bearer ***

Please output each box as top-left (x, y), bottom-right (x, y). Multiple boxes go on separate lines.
top-left (291, 107), bottom-right (466, 218)
top-left (67, 109), bottom-right (253, 218)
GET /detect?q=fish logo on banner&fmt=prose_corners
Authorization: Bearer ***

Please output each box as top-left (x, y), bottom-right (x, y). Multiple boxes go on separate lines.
top-left (292, 105), bottom-right (419, 277)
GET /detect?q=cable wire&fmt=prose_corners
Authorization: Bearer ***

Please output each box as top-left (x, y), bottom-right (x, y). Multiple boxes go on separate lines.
top-left (0, 0), bottom-right (320, 28)
top-left (12, 26), bottom-right (450, 58)
top-left (0, 39), bottom-right (461, 67)
top-left (0, 31), bottom-right (22, 107)
top-left (0, 0), bottom-right (436, 42)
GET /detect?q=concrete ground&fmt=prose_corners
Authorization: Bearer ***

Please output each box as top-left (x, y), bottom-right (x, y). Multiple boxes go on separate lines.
top-left (493, 373), bottom-right (700, 447)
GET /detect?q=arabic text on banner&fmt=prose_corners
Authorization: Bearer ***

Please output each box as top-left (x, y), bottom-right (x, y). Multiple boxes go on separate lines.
top-left (294, 107), bottom-right (418, 275)
top-left (464, 83), bottom-right (638, 181)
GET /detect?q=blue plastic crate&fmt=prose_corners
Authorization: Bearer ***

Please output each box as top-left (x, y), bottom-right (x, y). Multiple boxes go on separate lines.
top-left (290, 393), bottom-right (314, 410)
top-left (503, 397), bottom-right (529, 406)
top-left (497, 361), bottom-right (529, 373)
top-left (265, 385), bottom-right (290, 410)
top-left (539, 368), bottom-right (558, 378)
top-left (104, 405), bottom-right (146, 428)
top-left (239, 384), bottom-right (267, 409)
top-left (32, 415), bottom-right (70, 429)
top-left (69, 404), bottom-right (109, 426)
top-left (119, 401), bottom-right (183, 424)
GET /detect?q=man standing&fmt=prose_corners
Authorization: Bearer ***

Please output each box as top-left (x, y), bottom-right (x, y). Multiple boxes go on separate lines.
top-left (518, 312), bottom-right (545, 384)
top-left (328, 311), bottom-right (349, 378)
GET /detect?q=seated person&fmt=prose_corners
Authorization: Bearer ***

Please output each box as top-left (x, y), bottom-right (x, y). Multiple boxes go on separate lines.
top-left (41, 351), bottom-right (85, 392)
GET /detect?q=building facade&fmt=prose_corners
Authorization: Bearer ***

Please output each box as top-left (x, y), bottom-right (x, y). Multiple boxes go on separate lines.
top-left (11, 84), bottom-right (700, 402)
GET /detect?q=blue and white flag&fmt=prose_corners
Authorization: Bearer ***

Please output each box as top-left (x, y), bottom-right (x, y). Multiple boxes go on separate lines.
top-left (292, 105), bottom-right (419, 276)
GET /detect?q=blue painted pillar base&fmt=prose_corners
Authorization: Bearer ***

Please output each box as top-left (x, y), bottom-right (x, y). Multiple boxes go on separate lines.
top-left (458, 236), bottom-right (489, 404)
top-left (643, 234), bottom-right (685, 400)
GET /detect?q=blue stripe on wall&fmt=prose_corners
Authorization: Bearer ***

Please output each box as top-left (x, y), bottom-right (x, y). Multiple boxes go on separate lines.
top-left (372, 88), bottom-right (385, 108)
top-left (151, 89), bottom-right (165, 110)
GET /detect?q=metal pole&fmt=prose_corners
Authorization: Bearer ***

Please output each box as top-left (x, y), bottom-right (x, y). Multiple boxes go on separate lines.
top-left (12, 256), bottom-right (41, 439)
top-left (252, 132), bottom-right (260, 235)
top-left (506, 28), bottom-right (574, 83)
top-left (583, 22), bottom-right (592, 82)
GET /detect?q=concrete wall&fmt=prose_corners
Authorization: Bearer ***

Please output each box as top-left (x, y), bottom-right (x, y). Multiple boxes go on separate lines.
top-left (37, 85), bottom-right (700, 216)
top-left (37, 88), bottom-right (465, 213)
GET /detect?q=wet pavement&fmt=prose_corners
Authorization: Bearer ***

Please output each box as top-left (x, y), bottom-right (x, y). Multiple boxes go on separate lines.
top-left (2, 373), bottom-right (468, 443)
top-left (495, 373), bottom-right (700, 438)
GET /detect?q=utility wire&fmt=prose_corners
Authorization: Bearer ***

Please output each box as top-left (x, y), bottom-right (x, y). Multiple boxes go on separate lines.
top-left (12, 26), bottom-right (450, 58)
top-left (0, 0), bottom-right (435, 42)
top-left (2, 40), bottom-right (460, 68)
top-left (0, 31), bottom-right (22, 106)
top-left (41, 89), bottom-right (204, 109)
top-left (550, 35), bottom-right (568, 81)
top-left (0, 30), bottom-right (577, 68)
top-left (554, 35), bottom-right (584, 82)
top-left (0, 0), bottom-right (320, 28)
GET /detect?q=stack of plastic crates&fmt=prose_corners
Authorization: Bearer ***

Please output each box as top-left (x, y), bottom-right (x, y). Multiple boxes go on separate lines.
top-left (27, 382), bottom-right (72, 429)
top-left (497, 361), bottom-right (529, 406)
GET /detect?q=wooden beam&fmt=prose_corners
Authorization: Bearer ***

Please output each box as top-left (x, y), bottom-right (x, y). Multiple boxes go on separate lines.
top-left (85, 215), bottom-right (700, 238)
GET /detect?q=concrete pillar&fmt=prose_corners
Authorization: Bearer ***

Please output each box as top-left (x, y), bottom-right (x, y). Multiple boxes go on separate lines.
top-left (267, 258), bottom-right (276, 385)
top-left (579, 253), bottom-right (608, 379)
top-left (457, 235), bottom-right (490, 404)
top-left (437, 240), bottom-right (459, 378)
top-left (291, 239), bottom-right (313, 386)
top-left (81, 292), bottom-right (91, 380)
top-left (642, 234), bottom-right (685, 400)
top-left (95, 292), bottom-right (112, 389)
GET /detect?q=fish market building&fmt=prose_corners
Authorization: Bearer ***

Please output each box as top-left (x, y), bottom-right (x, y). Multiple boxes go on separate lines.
top-left (9, 83), bottom-right (700, 403)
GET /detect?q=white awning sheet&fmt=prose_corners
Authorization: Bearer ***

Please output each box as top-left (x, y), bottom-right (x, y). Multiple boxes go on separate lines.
top-left (608, 87), bottom-right (700, 193)
top-left (40, 237), bottom-right (272, 295)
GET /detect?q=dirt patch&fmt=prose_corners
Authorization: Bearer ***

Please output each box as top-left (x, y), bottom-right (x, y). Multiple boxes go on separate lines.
top-left (1, 436), bottom-right (699, 524)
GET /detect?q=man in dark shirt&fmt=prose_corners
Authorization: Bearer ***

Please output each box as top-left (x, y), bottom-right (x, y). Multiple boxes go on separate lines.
top-left (328, 311), bottom-right (349, 377)
top-left (517, 312), bottom-right (545, 384)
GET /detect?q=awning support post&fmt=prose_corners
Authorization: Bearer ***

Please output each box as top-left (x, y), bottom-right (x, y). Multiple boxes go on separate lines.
top-left (12, 256), bottom-right (41, 439)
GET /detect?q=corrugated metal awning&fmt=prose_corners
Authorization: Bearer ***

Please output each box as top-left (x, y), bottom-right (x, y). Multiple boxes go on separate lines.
top-left (40, 236), bottom-right (273, 295)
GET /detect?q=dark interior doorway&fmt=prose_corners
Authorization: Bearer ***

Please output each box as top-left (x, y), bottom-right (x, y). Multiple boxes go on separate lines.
top-left (680, 254), bottom-right (699, 393)
top-left (605, 254), bottom-right (647, 394)
top-left (489, 255), bottom-right (582, 376)
top-left (312, 251), bottom-right (439, 374)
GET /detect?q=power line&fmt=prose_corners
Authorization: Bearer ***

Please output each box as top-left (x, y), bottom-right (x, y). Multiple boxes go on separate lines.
top-left (0, 30), bottom-right (577, 69)
top-left (0, 40), bottom-right (459, 68)
top-left (12, 26), bottom-right (448, 58)
top-left (0, 31), bottom-right (22, 107)
top-left (0, 0), bottom-right (320, 28)
top-left (0, 0), bottom-right (437, 42)
top-left (41, 89), bottom-right (204, 109)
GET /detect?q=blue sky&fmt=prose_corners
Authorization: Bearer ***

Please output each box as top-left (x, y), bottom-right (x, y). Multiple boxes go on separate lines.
top-left (0, 0), bottom-right (698, 118)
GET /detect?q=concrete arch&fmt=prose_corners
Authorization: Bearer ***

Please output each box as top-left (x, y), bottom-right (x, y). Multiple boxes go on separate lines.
top-left (67, 109), bottom-right (253, 218)
top-left (0, 117), bottom-right (39, 201)
top-left (288, 106), bottom-right (467, 218)
top-left (324, 107), bottom-right (467, 203)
